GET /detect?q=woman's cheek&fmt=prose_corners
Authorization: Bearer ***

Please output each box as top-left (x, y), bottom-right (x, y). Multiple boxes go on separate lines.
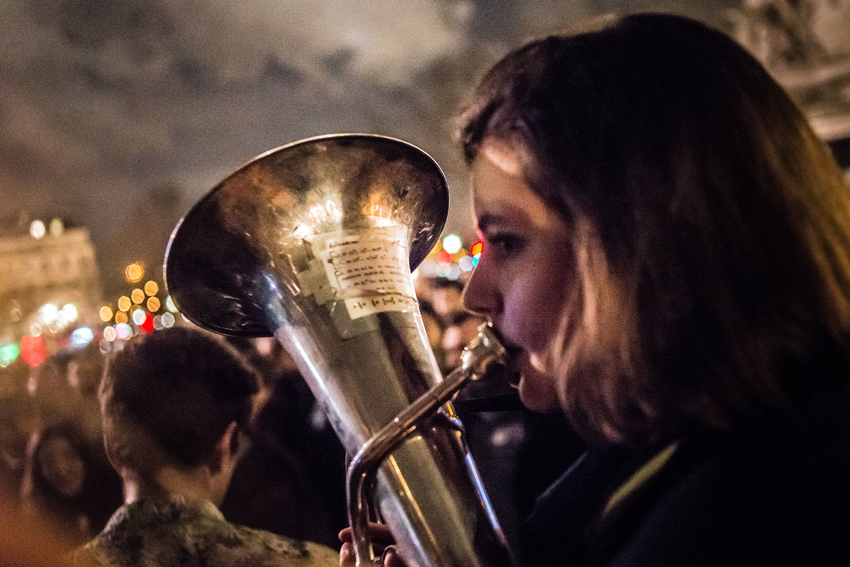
top-left (517, 360), bottom-right (562, 413)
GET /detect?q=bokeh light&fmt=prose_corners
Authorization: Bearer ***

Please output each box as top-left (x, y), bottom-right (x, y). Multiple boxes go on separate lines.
top-left (30, 220), bottom-right (46, 239)
top-left (49, 218), bottom-right (64, 236)
top-left (39, 303), bottom-right (58, 324)
top-left (118, 296), bottom-right (132, 312)
top-left (20, 335), bottom-right (46, 366)
top-left (144, 281), bottom-right (159, 296)
top-left (161, 312), bottom-right (175, 328)
top-left (0, 344), bottom-right (20, 367)
top-left (115, 323), bottom-right (133, 340)
top-left (132, 308), bottom-right (147, 325)
top-left (140, 313), bottom-right (154, 333)
top-left (71, 327), bottom-right (94, 347)
top-left (458, 256), bottom-right (474, 271)
top-left (100, 306), bottom-right (114, 322)
top-left (126, 263), bottom-right (144, 282)
top-left (147, 297), bottom-right (161, 312)
top-left (60, 304), bottom-right (78, 324)
top-left (442, 233), bottom-right (462, 254)
top-left (131, 289), bottom-right (145, 305)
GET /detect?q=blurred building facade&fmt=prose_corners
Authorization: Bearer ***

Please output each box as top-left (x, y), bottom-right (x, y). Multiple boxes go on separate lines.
top-left (0, 219), bottom-right (103, 363)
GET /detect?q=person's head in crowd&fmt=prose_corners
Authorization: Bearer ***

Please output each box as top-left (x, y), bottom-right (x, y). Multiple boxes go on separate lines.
top-left (442, 311), bottom-right (486, 372)
top-left (0, 358), bottom-right (30, 399)
top-left (30, 351), bottom-right (76, 422)
top-left (0, 393), bottom-right (41, 509)
top-left (458, 12), bottom-right (850, 445)
top-left (31, 422), bottom-right (86, 500)
top-left (428, 278), bottom-right (466, 325)
top-left (66, 342), bottom-right (105, 400)
top-left (0, 393), bottom-right (40, 466)
top-left (21, 418), bottom-right (121, 544)
top-left (99, 327), bottom-right (262, 506)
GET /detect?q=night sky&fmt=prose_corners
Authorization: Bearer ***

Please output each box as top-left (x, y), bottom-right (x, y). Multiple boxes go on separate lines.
top-left (3, 0), bottom-right (838, 295)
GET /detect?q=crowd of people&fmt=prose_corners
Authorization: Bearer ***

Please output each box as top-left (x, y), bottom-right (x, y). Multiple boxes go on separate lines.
top-left (0, 324), bottom-right (348, 557)
top-left (0, 342), bottom-right (123, 550)
top-left (0, 272), bottom-right (573, 565)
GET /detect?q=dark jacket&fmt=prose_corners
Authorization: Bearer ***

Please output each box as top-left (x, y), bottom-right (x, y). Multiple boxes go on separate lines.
top-left (522, 381), bottom-right (850, 566)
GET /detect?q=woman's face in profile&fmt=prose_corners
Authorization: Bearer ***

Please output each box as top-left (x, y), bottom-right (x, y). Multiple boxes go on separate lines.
top-left (463, 140), bottom-right (575, 413)
top-left (38, 435), bottom-right (85, 498)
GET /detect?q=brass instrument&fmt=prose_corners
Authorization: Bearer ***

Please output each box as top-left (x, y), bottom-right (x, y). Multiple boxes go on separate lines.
top-left (164, 134), bottom-right (515, 567)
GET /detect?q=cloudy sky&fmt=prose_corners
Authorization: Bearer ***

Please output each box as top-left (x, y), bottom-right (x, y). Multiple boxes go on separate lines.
top-left (5, 0), bottom-right (845, 294)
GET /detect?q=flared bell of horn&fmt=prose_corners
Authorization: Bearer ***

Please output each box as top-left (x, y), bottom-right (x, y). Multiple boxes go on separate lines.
top-left (165, 134), bottom-right (514, 567)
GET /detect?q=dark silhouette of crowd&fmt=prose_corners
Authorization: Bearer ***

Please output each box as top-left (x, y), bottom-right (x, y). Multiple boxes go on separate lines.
top-left (0, 326), bottom-right (351, 563)
top-left (0, 343), bottom-right (123, 550)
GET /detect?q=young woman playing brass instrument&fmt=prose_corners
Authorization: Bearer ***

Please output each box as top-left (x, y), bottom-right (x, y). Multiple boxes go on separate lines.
top-left (342, 12), bottom-right (850, 566)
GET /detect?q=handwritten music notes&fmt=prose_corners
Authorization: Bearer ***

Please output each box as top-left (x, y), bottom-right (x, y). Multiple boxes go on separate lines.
top-left (313, 226), bottom-right (417, 319)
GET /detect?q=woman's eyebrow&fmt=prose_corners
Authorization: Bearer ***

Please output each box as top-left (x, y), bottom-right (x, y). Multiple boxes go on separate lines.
top-left (477, 211), bottom-right (531, 233)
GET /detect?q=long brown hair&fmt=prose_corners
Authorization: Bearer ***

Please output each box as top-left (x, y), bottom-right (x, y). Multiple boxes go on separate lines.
top-left (459, 13), bottom-right (850, 444)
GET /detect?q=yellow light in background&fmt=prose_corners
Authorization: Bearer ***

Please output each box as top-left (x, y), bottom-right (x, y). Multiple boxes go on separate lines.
top-left (103, 326), bottom-right (117, 342)
top-left (126, 263), bottom-right (144, 282)
top-left (115, 311), bottom-right (129, 325)
top-left (49, 218), bottom-right (64, 236)
top-left (147, 297), bottom-right (161, 312)
top-left (100, 306), bottom-right (113, 322)
top-left (117, 296), bottom-right (132, 312)
top-left (131, 289), bottom-right (145, 304)
top-left (144, 281), bottom-right (159, 296)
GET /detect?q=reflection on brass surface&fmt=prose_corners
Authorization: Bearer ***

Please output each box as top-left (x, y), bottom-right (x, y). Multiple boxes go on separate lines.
top-left (165, 134), bottom-right (514, 567)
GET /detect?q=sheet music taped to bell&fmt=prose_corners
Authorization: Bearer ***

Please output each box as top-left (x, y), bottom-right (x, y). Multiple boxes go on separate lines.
top-left (313, 226), bottom-right (417, 319)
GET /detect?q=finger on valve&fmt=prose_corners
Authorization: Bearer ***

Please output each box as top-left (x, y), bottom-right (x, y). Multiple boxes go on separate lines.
top-left (338, 525), bottom-right (403, 567)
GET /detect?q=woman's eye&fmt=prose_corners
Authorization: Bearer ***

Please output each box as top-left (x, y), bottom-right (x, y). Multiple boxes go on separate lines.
top-left (486, 234), bottom-right (524, 256)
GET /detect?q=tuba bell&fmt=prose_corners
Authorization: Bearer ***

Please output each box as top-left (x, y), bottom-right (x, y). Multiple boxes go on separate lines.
top-left (164, 134), bottom-right (515, 567)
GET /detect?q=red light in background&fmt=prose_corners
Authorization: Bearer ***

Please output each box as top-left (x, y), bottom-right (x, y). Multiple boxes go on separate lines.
top-left (471, 241), bottom-right (483, 256)
top-left (437, 250), bottom-right (453, 266)
top-left (141, 313), bottom-right (155, 333)
top-left (20, 335), bottom-right (46, 367)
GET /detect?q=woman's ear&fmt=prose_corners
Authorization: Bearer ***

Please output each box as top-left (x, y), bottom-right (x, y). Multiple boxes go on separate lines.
top-left (209, 421), bottom-right (238, 475)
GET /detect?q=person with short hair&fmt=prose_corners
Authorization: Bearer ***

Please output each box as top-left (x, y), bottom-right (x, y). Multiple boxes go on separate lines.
top-left (73, 327), bottom-right (338, 567)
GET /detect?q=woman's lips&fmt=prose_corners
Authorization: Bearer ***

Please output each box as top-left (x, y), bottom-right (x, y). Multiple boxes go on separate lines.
top-left (485, 325), bottom-right (524, 386)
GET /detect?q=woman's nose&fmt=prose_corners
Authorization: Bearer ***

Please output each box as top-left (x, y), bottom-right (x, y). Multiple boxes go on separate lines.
top-left (461, 259), bottom-right (498, 319)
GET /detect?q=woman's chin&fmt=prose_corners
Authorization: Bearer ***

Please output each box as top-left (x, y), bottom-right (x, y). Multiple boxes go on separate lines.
top-left (516, 363), bottom-right (561, 414)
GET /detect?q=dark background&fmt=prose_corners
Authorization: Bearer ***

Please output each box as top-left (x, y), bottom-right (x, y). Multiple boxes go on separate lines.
top-left (2, 0), bottom-right (848, 296)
